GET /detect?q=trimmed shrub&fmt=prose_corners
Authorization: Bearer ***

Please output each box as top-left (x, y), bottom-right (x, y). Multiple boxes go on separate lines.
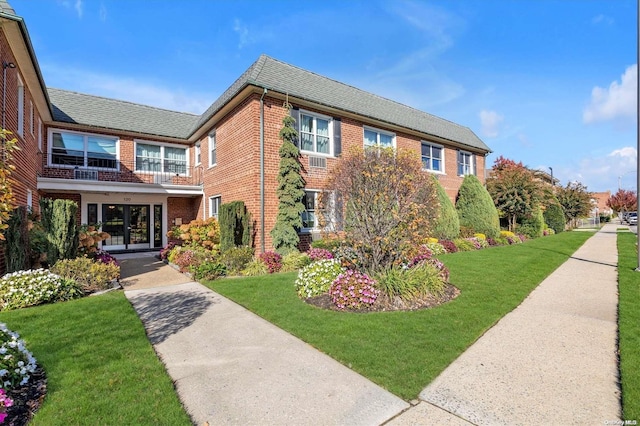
top-left (518, 206), bottom-right (544, 239)
top-left (221, 246), bottom-right (254, 275)
top-left (0, 323), bottom-right (38, 390)
top-left (543, 202), bottom-right (566, 234)
top-left (295, 259), bottom-right (344, 298)
top-left (281, 251), bottom-right (312, 273)
top-left (455, 175), bottom-right (500, 239)
top-left (430, 177), bottom-right (460, 240)
top-left (259, 251), bottom-right (283, 274)
top-left (5, 206), bottom-right (29, 272)
top-left (0, 269), bottom-right (83, 310)
top-left (168, 245), bottom-right (216, 272)
top-left (329, 270), bottom-right (379, 310)
top-left (51, 257), bottom-right (120, 293)
top-left (39, 198), bottom-right (79, 265)
top-left (307, 248), bottom-right (334, 261)
top-left (219, 201), bottom-right (252, 251)
top-left (192, 261), bottom-right (227, 281)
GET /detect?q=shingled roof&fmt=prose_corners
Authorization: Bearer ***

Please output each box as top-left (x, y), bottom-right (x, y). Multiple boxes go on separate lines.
top-left (48, 88), bottom-right (199, 139)
top-left (193, 55), bottom-right (490, 152)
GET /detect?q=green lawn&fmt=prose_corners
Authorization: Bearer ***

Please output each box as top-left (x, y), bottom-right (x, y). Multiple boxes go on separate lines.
top-left (617, 231), bottom-right (640, 421)
top-left (206, 231), bottom-right (594, 400)
top-left (0, 292), bottom-right (192, 425)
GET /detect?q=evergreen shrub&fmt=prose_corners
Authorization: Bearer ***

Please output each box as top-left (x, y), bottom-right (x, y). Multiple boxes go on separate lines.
top-left (219, 201), bottom-right (252, 251)
top-left (39, 198), bottom-right (79, 265)
top-left (543, 203), bottom-right (566, 234)
top-left (455, 175), bottom-right (500, 239)
top-left (431, 177), bottom-right (460, 240)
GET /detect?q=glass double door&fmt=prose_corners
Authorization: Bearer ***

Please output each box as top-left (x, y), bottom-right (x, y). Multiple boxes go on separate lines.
top-left (102, 205), bottom-right (150, 250)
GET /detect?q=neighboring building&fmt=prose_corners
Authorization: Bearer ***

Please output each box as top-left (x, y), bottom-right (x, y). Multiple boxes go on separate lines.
top-left (591, 191), bottom-right (613, 217)
top-left (0, 1), bottom-right (491, 267)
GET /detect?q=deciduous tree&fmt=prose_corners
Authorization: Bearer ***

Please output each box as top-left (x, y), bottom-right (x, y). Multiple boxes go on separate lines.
top-left (606, 189), bottom-right (637, 214)
top-left (555, 181), bottom-right (592, 227)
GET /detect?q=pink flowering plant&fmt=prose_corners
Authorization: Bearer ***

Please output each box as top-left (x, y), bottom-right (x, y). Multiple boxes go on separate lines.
top-left (0, 388), bottom-right (12, 423)
top-left (329, 270), bottom-right (379, 310)
top-left (307, 248), bottom-right (333, 261)
top-left (258, 251), bottom-right (282, 274)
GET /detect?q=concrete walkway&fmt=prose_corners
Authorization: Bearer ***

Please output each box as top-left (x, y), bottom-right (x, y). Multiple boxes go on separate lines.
top-left (119, 224), bottom-right (622, 425)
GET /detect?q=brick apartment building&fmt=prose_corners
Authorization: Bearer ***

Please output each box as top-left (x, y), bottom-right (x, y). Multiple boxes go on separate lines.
top-left (0, 1), bottom-right (491, 263)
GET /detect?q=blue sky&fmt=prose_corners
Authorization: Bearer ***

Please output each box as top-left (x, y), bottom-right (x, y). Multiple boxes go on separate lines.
top-left (11, 0), bottom-right (637, 193)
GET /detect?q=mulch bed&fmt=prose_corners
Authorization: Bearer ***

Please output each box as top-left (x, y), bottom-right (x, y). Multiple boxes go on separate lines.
top-left (3, 367), bottom-right (47, 426)
top-left (305, 283), bottom-right (460, 312)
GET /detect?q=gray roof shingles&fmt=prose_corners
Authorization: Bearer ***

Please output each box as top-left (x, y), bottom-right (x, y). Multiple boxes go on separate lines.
top-left (47, 55), bottom-right (490, 152)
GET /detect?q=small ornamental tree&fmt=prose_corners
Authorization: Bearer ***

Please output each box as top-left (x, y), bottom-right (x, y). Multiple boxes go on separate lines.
top-left (0, 130), bottom-right (19, 240)
top-left (456, 174), bottom-right (500, 239)
top-left (486, 156), bottom-right (543, 232)
top-left (322, 147), bottom-right (437, 274)
top-left (555, 181), bottom-right (592, 228)
top-left (431, 176), bottom-right (460, 240)
top-left (607, 189), bottom-right (637, 215)
top-left (270, 108), bottom-right (305, 254)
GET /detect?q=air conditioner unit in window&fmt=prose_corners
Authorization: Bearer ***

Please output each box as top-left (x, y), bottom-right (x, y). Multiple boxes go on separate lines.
top-left (309, 156), bottom-right (327, 169)
top-left (74, 169), bottom-right (98, 180)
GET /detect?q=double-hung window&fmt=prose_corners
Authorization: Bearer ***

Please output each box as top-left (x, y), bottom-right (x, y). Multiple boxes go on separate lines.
top-left (421, 142), bottom-right (443, 172)
top-left (50, 130), bottom-right (118, 169)
top-left (364, 127), bottom-right (395, 149)
top-left (195, 142), bottom-right (201, 165)
top-left (458, 151), bottom-right (473, 176)
top-left (300, 112), bottom-right (331, 155)
top-left (136, 143), bottom-right (187, 174)
top-left (208, 132), bottom-right (216, 167)
top-left (209, 196), bottom-right (221, 220)
top-left (301, 190), bottom-right (343, 232)
top-left (301, 190), bottom-right (318, 230)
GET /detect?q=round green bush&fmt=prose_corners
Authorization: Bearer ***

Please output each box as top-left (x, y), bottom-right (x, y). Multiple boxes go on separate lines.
top-left (295, 259), bottom-right (344, 298)
top-left (0, 269), bottom-right (83, 311)
top-left (431, 177), bottom-right (460, 240)
top-left (51, 257), bottom-right (120, 293)
top-left (544, 202), bottom-right (566, 234)
top-left (456, 175), bottom-right (500, 239)
top-left (280, 251), bottom-right (312, 273)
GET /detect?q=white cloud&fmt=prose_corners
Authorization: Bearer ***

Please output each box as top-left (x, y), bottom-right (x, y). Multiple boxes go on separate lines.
top-left (44, 64), bottom-right (214, 114)
top-left (75, 0), bottom-right (83, 18)
top-left (57, 0), bottom-right (83, 18)
top-left (556, 146), bottom-right (637, 192)
top-left (99, 3), bottom-right (108, 22)
top-left (583, 64), bottom-right (637, 125)
top-left (479, 110), bottom-right (504, 137)
top-left (233, 19), bottom-right (250, 49)
top-left (592, 14), bottom-right (614, 25)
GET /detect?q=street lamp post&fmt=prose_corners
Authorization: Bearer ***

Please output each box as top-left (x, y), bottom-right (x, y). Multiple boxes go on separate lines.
top-left (549, 167), bottom-right (553, 186)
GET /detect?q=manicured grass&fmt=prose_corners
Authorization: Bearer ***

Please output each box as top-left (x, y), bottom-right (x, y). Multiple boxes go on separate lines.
top-left (206, 231), bottom-right (593, 400)
top-left (616, 231), bottom-right (640, 421)
top-left (0, 291), bottom-right (192, 425)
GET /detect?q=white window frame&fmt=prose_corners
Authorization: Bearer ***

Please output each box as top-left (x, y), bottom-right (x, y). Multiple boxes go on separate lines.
top-left (17, 75), bottom-right (24, 137)
top-left (458, 150), bottom-right (474, 176)
top-left (29, 101), bottom-right (34, 135)
top-left (209, 195), bottom-right (221, 220)
top-left (48, 128), bottom-right (120, 170)
top-left (363, 126), bottom-right (396, 149)
top-left (134, 140), bottom-right (189, 175)
top-left (301, 189), bottom-right (343, 233)
top-left (421, 142), bottom-right (445, 174)
top-left (208, 131), bottom-right (216, 168)
top-left (299, 110), bottom-right (333, 156)
top-left (195, 142), bottom-right (201, 166)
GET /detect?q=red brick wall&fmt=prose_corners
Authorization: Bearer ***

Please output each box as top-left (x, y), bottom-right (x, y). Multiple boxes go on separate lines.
top-left (167, 197), bottom-right (199, 230)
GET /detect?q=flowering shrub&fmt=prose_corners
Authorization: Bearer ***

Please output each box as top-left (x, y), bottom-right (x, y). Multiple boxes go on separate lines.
top-left (295, 259), bottom-right (344, 298)
top-left (51, 257), bottom-right (120, 293)
top-left (77, 225), bottom-right (110, 256)
top-left (465, 237), bottom-right (488, 250)
top-left (169, 245), bottom-right (216, 273)
top-left (159, 241), bottom-right (178, 261)
top-left (221, 246), bottom-right (254, 275)
top-left (407, 245), bottom-right (434, 268)
top-left (175, 217), bottom-right (220, 250)
top-left (329, 270), bottom-right (379, 310)
top-left (0, 269), bottom-right (83, 311)
top-left (438, 239), bottom-right (458, 253)
top-left (307, 248), bottom-right (333, 261)
top-left (543, 228), bottom-right (555, 236)
top-left (94, 249), bottom-right (119, 266)
top-left (0, 323), bottom-right (37, 390)
top-left (474, 233), bottom-right (487, 240)
top-left (259, 251), bottom-right (282, 274)
top-left (0, 388), bottom-right (12, 423)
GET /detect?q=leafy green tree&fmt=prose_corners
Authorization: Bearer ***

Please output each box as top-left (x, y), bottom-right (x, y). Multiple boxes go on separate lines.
top-left (555, 181), bottom-right (592, 228)
top-left (270, 109), bottom-right (305, 254)
top-left (40, 198), bottom-right (79, 265)
top-left (486, 156), bottom-right (543, 232)
top-left (431, 176), bottom-right (459, 240)
top-left (543, 201), bottom-right (566, 233)
top-left (518, 205), bottom-right (544, 238)
top-left (323, 147), bottom-right (437, 274)
top-left (456, 174), bottom-right (500, 239)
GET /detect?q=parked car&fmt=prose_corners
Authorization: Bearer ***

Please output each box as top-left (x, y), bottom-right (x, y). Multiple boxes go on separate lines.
top-left (628, 212), bottom-right (638, 225)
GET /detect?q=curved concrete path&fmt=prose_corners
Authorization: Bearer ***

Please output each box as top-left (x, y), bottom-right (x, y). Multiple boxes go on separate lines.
top-left (119, 224), bottom-right (622, 425)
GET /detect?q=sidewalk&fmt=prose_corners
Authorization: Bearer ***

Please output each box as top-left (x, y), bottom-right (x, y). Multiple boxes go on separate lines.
top-left (120, 224), bottom-right (621, 425)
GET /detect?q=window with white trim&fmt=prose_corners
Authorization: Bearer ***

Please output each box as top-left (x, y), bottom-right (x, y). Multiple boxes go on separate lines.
top-left (209, 196), bottom-right (221, 220)
top-left (363, 126), bottom-right (395, 149)
top-left (49, 129), bottom-right (118, 169)
top-left (17, 76), bottom-right (24, 137)
top-left (421, 142), bottom-right (443, 172)
top-left (195, 142), bottom-right (201, 165)
top-left (135, 142), bottom-right (187, 174)
top-left (301, 190), bottom-right (342, 232)
top-left (300, 112), bottom-right (332, 155)
top-left (208, 131), bottom-right (216, 167)
top-left (458, 151), bottom-right (473, 176)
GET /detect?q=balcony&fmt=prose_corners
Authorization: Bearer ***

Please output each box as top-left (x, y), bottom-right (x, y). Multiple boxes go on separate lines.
top-left (39, 153), bottom-right (203, 187)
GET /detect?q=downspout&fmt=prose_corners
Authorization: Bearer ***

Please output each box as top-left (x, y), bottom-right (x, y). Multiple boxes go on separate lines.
top-left (260, 87), bottom-right (267, 253)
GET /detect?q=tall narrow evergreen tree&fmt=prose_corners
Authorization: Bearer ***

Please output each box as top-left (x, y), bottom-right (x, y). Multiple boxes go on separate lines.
top-left (40, 198), bottom-right (79, 265)
top-left (270, 108), bottom-right (305, 254)
top-left (431, 176), bottom-right (460, 240)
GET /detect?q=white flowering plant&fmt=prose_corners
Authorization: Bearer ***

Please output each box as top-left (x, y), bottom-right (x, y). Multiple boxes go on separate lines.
top-left (0, 323), bottom-right (37, 390)
top-left (0, 269), bottom-right (83, 311)
top-left (295, 259), bottom-right (345, 298)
